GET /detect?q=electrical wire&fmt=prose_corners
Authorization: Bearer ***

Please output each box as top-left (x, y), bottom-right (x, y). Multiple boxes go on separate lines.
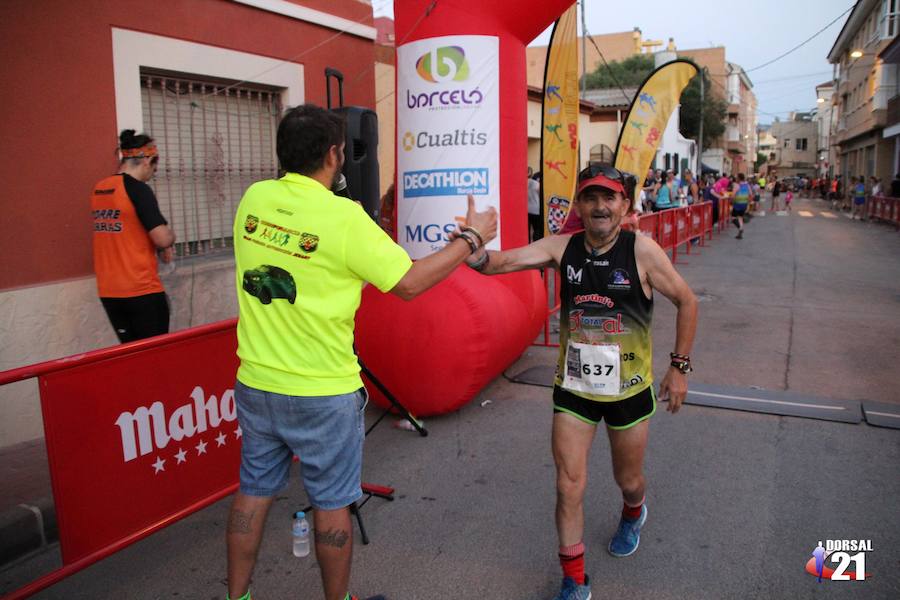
top-left (583, 26), bottom-right (632, 104)
top-left (745, 5), bottom-right (854, 73)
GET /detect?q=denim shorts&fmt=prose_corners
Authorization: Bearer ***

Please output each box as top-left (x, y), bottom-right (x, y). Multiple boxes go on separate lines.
top-left (234, 380), bottom-right (366, 510)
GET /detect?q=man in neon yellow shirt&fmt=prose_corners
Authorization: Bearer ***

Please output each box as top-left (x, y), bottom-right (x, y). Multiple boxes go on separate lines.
top-left (226, 104), bottom-right (497, 600)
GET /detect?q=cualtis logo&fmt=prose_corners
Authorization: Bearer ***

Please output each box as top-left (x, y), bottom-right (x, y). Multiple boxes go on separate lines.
top-left (416, 46), bottom-right (469, 83)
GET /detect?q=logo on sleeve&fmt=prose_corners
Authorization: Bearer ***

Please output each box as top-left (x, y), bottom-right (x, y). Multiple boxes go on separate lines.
top-left (299, 233), bottom-right (319, 253)
top-left (244, 215), bottom-right (259, 234)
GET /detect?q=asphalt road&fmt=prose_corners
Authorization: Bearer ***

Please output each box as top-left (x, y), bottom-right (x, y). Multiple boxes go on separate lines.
top-left (2, 197), bottom-right (898, 599)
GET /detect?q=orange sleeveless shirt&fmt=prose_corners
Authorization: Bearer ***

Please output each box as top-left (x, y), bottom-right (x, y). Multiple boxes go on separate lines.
top-left (91, 175), bottom-right (163, 297)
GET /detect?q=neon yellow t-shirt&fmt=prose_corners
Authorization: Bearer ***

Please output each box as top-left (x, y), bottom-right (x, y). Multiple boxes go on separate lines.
top-left (233, 173), bottom-right (412, 396)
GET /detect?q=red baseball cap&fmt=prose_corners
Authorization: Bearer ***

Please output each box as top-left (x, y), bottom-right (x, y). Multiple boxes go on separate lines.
top-left (577, 173), bottom-right (625, 196)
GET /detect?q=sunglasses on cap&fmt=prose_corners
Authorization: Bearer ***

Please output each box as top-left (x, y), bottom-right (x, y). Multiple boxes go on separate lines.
top-left (577, 163), bottom-right (626, 196)
top-left (578, 163), bottom-right (624, 183)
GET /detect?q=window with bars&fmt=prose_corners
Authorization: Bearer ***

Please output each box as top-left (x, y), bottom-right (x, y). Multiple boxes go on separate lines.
top-left (141, 71), bottom-right (282, 258)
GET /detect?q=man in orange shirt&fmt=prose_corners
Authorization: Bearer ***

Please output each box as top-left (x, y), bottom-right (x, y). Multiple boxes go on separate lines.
top-left (91, 129), bottom-right (175, 342)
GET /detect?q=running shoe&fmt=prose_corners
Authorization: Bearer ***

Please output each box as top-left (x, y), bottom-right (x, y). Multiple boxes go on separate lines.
top-left (608, 505), bottom-right (647, 557)
top-left (551, 575), bottom-right (591, 600)
top-left (736, 230), bottom-right (743, 239)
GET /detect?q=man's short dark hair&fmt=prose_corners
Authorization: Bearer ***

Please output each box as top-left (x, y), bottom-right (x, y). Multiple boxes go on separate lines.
top-left (277, 104), bottom-right (346, 175)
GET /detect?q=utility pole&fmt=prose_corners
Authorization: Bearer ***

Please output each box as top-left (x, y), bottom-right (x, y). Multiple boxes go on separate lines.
top-left (580, 0), bottom-right (587, 99)
top-left (698, 67), bottom-right (705, 177)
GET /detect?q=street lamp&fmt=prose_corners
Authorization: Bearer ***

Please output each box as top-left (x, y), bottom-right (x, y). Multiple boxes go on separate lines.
top-left (850, 49), bottom-right (863, 58)
top-left (817, 97), bottom-right (825, 104)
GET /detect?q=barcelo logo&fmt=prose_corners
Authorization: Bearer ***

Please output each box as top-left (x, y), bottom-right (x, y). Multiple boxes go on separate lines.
top-left (416, 46), bottom-right (469, 83)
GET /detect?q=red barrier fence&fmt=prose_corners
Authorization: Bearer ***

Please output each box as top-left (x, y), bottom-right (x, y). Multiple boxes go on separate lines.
top-left (535, 201), bottom-right (729, 346)
top-left (0, 321), bottom-right (242, 600)
top-left (867, 195), bottom-right (900, 227)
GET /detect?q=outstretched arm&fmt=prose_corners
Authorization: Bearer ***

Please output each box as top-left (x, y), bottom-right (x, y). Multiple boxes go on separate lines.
top-left (636, 235), bottom-right (698, 413)
top-left (391, 195), bottom-right (497, 300)
top-left (464, 234), bottom-right (570, 275)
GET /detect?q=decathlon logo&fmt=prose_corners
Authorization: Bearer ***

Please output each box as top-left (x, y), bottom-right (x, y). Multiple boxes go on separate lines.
top-left (114, 386), bottom-right (238, 467)
top-left (416, 46), bottom-right (469, 83)
top-left (566, 265), bottom-right (583, 285)
top-left (403, 168), bottom-right (488, 197)
top-left (805, 540), bottom-right (873, 582)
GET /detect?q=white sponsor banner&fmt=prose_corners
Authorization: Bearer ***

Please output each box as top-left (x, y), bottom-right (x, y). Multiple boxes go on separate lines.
top-left (397, 35), bottom-right (500, 259)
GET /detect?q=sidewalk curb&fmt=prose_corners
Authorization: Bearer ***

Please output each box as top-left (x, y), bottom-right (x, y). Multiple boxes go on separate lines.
top-left (0, 497), bottom-right (57, 566)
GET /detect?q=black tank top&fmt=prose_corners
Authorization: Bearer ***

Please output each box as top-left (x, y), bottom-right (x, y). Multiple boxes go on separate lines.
top-left (554, 230), bottom-right (654, 401)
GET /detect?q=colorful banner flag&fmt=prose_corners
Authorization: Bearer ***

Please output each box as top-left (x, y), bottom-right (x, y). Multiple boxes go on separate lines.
top-left (541, 3), bottom-right (579, 236)
top-left (614, 59), bottom-right (698, 179)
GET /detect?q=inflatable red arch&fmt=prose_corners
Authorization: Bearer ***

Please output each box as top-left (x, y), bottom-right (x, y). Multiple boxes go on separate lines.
top-left (355, 0), bottom-right (573, 416)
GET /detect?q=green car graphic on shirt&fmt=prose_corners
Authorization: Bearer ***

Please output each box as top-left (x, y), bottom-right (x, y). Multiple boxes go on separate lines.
top-left (242, 265), bottom-right (297, 305)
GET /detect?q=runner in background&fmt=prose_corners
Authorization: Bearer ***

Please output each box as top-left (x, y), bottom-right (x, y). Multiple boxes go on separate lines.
top-left (731, 173), bottom-right (751, 240)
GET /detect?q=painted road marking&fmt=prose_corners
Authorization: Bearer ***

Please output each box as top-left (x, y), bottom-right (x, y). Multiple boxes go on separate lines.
top-left (843, 212), bottom-right (854, 219)
top-left (820, 211), bottom-right (837, 218)
top-left (865, 411), bottom-right (900, 419)
top-left (689, 390), bottom-right (847, 411)
top-left (798, 210), bottom-right (814, 217)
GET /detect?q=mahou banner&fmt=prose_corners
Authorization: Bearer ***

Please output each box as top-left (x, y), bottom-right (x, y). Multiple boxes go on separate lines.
top-left (39, 327), bottom-right (241, 564)
top-left (397, 35), bottom-right (500, 259)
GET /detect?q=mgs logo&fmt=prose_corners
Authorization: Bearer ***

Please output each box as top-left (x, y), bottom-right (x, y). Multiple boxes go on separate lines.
top-left (416, 46), bottom-right (469, 83)
top-left (299, 232), bottom-right (319, 253)
top-left (244, 215), bottom-right (259, 234)
top-left (402, 132), bottom-right (415, 151)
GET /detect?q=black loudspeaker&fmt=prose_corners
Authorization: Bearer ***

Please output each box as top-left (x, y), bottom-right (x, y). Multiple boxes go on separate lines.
top-left (336, 106), bottom-right (380, 220)
top-left (326, 68), bottom-right (380, 221)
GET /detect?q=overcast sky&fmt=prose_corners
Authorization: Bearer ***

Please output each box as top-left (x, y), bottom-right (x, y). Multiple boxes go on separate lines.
top-left (373, 0), bottom-right (855, 125)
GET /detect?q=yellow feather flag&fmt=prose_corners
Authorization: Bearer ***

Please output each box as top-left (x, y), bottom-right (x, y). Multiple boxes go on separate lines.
top-left (541, 3), bottom-right (579, 236)
top-left (614, 59), bottom-right (698, 179)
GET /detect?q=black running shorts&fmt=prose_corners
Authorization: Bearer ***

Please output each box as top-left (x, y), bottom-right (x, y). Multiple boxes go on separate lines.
top-left (553, 385), bottom-right (656, 429)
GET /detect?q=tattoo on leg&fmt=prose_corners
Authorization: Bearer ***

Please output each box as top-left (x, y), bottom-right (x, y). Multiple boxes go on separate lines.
top-left (227, 509), bottom-right (256, 534)
top-left (315, 527), bottom-right (350, 549)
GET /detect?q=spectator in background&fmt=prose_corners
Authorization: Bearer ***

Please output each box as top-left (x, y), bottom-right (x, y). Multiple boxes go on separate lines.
top-left (91, 129), bottom-right (175, 343)
top-left (771, 176), bottom-right (781, 212)
top-left (655, 170), bottom-right (675, 211)
top-left (528, 166), bottom-right (543, 241)
top-left (642, 167), bottom-right (658, 212)
top-left (681, 169), bottom-right (699, 205)
top-left (751, 178), bottom-right (761, 213)
top-left (891, 172), bottom-right (900, 198)
top-left (869, 176), bottom-right (882, 198)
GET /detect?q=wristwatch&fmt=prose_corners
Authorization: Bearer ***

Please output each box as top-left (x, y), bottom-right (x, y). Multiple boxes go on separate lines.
top-left (669, 353), bottom-right (692, 374)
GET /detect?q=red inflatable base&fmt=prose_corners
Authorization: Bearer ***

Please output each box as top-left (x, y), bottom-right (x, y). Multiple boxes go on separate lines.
top-left (355, 267), bottom-right (546, 416)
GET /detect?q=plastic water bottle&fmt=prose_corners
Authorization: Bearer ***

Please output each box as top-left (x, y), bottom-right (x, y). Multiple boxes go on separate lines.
top-left (292, 511), bottom-right (310, 557)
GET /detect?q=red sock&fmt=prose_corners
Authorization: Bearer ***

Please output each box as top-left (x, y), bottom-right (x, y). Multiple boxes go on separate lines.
top-left (558, 542), bottom-right (585, 584)
top-left (622, 499), bottom-right (644, 521)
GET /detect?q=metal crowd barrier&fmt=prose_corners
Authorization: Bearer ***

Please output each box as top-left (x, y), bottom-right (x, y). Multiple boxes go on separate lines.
top-left (866, 195), bottom-right (900, 228)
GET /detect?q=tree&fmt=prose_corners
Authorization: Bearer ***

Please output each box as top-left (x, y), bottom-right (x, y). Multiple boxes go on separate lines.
top-left (583, 54), bottom-right (654, 89)
top-left (679, 71), bottom-right (726, 143)
top-left (754, 152), bottom-right (767, 171)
